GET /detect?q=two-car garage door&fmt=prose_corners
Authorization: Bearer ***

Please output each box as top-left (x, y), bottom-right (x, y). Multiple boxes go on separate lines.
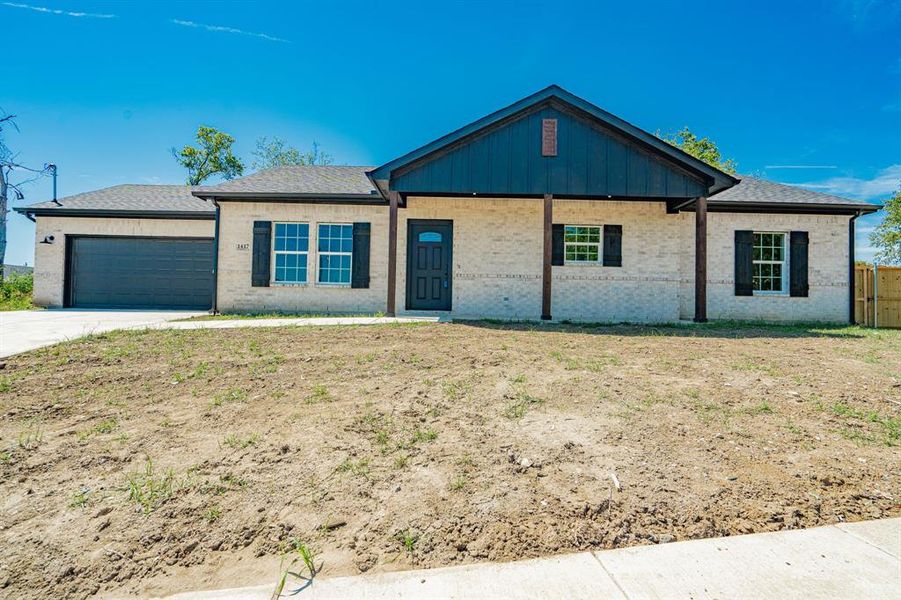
top-left (66, 237), bottom-right (213, 310)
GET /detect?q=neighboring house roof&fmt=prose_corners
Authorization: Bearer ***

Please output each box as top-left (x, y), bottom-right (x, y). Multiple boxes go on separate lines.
top-left (710, 176), bottom-right (880, 214)
top-left (15, 184), bottom-right (214, 219)
top-left (368, 84), bottom-right (740, 199)
top-left (193, 165), bottom-right (380, 200)
top-left (3, 264), bottom-right (33, 276)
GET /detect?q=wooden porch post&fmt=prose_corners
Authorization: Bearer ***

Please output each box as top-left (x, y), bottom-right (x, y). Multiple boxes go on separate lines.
top-left (387, 191), bottom-right (399, 317)
top-left (542, 193), bottom-right (553, 320)
top-left (694, 196), bottom-right (707, 323)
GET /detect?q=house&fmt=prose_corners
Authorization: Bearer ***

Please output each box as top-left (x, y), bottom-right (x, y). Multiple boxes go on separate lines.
top-left (16, 85), bottom-right (879, 322)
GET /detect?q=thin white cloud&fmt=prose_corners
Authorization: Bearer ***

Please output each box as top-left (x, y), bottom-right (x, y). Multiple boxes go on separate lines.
top-left (171, 19), bottom-right (290, 43)
top-left (764, 165), bottom-right (838, 170)
top-left (796, 164), bottom-right (901, 200)
top-left (2, 2), bottom-right (115, 18)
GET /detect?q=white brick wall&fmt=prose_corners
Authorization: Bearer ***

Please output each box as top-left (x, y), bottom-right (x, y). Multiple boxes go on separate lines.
top-left (201, 198), bottom-right (851, 323)
top-left (677, 212), bottom-right (849, 322)
top-left (398, 197), bottom-right (543, 318)
top-left (552, 200), bottom-right (682, 322)
top-left (216, 201), bottom-right (388, 313)
top-left (31, 216), bottom-right (214, 307)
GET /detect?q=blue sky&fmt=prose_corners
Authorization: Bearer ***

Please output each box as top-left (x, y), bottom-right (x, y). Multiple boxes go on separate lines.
top-left (2, 0), bottom-right (899, 266)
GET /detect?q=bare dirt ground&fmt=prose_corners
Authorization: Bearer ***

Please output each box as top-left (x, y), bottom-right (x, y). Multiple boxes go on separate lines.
top-left (1, 321), bottom-right (899, 599)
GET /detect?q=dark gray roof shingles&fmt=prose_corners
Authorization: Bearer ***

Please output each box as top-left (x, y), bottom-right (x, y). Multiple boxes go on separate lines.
top-left (20, 184), bottom-right (213, 214)
top-left (194, 165), bottom-right (377, 196)
top-left (18, 170), bottom-right (879, 215)
top-left (714, 176), bottom-right (879, 210)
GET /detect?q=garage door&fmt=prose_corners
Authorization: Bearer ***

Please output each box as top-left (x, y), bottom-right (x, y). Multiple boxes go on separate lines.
top-left (67, 237), bottom-right (213, 309)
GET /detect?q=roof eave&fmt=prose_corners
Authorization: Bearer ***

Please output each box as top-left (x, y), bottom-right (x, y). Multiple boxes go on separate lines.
top-left (193, 191), bottom-right (385, 204)
top-left (706, 200), bottom-right (881, 215)
top-left (14, 207), bottom-right (215, 220)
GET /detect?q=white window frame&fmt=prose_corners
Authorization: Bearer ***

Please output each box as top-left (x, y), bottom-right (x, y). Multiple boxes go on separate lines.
top-left (752, 231), bottom-right (789, 296)
top-left (564, 225), bottom-right (603, 264)
top-left (271, 222), bottom-right (310, 285)
top-left (316, 222), bottom-right (353, 286)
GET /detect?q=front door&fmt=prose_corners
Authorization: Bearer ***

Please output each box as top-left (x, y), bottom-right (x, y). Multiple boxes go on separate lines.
top-left (406, 220), bottom-right (453, 311)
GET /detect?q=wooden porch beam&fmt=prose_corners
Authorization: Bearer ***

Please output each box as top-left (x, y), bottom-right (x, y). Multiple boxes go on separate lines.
top-left (694, 196), bottom-right (708, 323)
top-left (387, 191), bottom-right (399, 317)
top-left (542, 193), bottom-right (553, 320)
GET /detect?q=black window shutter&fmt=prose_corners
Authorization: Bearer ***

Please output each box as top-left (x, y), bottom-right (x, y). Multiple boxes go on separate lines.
top-left (735, 230), bottom-right (754, 296)
top-left (603, 225), bottom-right (622, 267)
top-left (351, 222), bottom-right (371, 289)
top-left (551, 224), bottom-right (565, 266)
top-left (790, 231), bottom-right (809, 297)
top-left (251, 221), bottom-right (271, 287)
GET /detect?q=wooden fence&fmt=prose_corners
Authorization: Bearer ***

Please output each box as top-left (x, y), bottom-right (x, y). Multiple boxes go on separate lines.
top-left (854, 265), bottom-right (901, 328)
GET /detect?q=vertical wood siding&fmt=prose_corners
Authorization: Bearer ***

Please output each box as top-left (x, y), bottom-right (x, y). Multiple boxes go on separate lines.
top-left (390, 105), bottom-right (707, 198)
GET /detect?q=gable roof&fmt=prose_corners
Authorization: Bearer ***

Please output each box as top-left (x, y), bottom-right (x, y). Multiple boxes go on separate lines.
top-left (368, 85), bottom-right (739, 199)
top-left (193, 165), bottom-right (379, 199)
top-left (15, 184), bottom-right (214, 219)
top-left (710, 176), bottom-right (880, 214)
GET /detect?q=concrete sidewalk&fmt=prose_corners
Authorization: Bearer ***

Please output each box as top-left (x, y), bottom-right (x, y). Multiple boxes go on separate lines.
top-left (1, 310), bottom-right (440, 358)
top-left (164, 518), bottom-right (901, 599)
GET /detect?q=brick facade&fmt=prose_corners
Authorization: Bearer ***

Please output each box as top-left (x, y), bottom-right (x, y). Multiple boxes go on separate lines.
top-left (215, 197), bottom-right (851, 323)
top-left (216, 202), bottom-right (388, 313)
top-left (31, 216), bottom-right (214, 308)
top-left (679, 212), bottom-right (849, 322)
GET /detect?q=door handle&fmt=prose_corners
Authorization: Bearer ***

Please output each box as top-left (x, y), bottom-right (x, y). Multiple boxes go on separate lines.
top-left (443, 279), bottom-right (448, 289)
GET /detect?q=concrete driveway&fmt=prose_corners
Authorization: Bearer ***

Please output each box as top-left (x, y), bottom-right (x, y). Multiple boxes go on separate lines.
top-left (0, 309), bottom-right (204, 358)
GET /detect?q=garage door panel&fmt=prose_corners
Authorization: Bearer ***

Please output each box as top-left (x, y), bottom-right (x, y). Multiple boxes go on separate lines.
top-left (70, 237), bottom-right (213, 310)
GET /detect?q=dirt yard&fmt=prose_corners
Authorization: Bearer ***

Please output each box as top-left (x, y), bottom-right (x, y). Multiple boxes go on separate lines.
top-left (1, 321), bottom-right (899, 598)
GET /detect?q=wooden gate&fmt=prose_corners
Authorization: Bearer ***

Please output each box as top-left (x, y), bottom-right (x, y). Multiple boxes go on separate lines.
top-left (855, 265), bottom-right (901, 328)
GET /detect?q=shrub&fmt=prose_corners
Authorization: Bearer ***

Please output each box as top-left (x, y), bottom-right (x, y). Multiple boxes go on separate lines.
top-left (0, 273), bottom-right (34, 311)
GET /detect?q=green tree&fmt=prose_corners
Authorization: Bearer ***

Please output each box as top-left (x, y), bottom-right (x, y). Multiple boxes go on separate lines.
top-left (870, 188), bottom-right (901, 265)
top-left (661, 126), bottom-right (737, 174)
top-left (251, 137), bottom-right (333, 170)
top-left (173, 126), bottom-right (244, 185)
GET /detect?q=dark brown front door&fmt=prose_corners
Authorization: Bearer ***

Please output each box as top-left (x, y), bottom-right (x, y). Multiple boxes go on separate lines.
top-left (406, 220), bottom-right (452, 311)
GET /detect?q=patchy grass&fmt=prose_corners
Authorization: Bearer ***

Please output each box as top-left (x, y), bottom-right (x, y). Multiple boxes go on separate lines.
top-left (222, 433), bottom-right (261, 450)
top-left (211, 387), bottom-right (247, 408)
top-left (831, 401), bottom-right (900, 446)
top-left (176, 311), bottom-right (385, 322)
top-left (504, 387), bottom-right (544, 419)
top-left (0, 321), bottom-right (898, 600)
top-left (336, 458), bottom-right (370, 478)
top-left (305, 384), bottom-right (332, 404)
top-left (125, 458), bottom-right (176, 515)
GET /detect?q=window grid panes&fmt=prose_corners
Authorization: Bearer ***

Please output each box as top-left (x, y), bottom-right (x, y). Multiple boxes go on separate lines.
top-left (318, 223), bottom-right (353, 285)
top-left (564, 226), bottom-right (602, 263)
top-left (752, 232), bottom-right (786, 293)
top-left (273, 223), bottom-right (309, 283)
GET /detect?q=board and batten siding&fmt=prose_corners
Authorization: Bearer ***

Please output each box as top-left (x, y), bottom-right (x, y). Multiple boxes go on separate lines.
top-left (390, 104), bottom-right (707, 199)
top-left (31, 216), bottom-right (214, 308)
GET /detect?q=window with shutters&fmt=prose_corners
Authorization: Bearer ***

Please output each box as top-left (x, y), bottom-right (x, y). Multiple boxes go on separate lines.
top-left (564, 225), bottom-right (602, 263)
top-left (318, 223), bottom-right (353, 285)
top-left (272, 223), bottom-right (309, 284)
top-left (752, 232), bottom-right (788, 294)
